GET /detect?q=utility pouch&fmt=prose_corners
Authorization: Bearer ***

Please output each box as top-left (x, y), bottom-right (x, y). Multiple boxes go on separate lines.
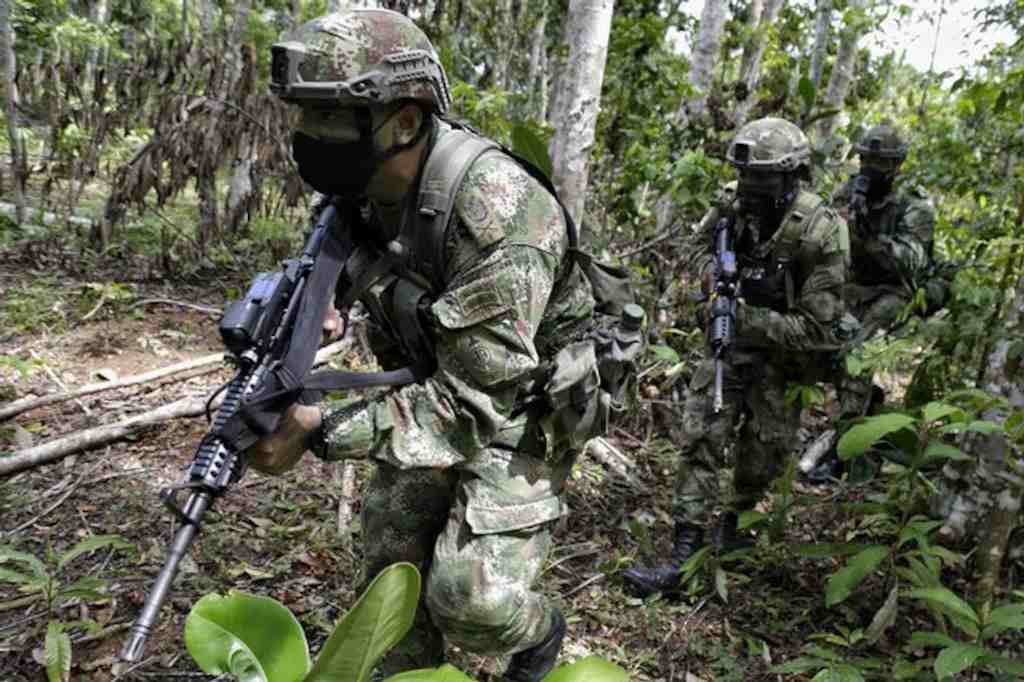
top-left (537, 304), bottom-right (646, 455)
top-left (570, 248), bottom-right (636, 317)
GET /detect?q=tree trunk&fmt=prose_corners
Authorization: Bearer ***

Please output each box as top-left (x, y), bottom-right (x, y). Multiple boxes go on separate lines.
top-left (0, 0), bottom-right (26, 226)
top-left (548, 0), bottom-right (615, 231)
top-left (803, 0), bottom-right (831, 119)
top-left (492, 0), bottom-right (513, 91)
top-left (815, 0), bottom-right (867, 140)
top-left (527, 0), bottom-right (549, 119)
top-left (733, 0), bottom-right (786, 127)
top-left (681, 0), bottom-right (728, 123)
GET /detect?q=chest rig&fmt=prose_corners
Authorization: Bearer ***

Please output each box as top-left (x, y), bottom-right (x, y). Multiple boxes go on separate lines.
top-left (735, 191), bottom-right (824, 312)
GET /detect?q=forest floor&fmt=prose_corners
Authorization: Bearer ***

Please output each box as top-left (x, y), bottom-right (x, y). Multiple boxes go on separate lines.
top-left (1, 244), bottom-right (1021, 682)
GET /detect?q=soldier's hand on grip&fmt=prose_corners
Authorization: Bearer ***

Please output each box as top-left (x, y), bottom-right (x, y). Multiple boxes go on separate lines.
top-left (249, 404), bottom-right (323, 475)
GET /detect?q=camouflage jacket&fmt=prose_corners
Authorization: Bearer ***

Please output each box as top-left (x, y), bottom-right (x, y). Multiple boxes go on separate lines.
top-left (693, 183), bottom-right (852, 360)
top-left (319, 123), bottom-right (595, 469)
top-left (834, 179), bottom-right (936, 290)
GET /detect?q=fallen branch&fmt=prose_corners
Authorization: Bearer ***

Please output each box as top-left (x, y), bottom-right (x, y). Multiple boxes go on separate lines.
top-left (131, 298), bottom-right (222, 315)
top-left (0, 340), bottom-right (352, 476)
top-left (335, 461), bottom-right (358, 540)
top-left (1, 352), bottom-right (226, 421)
top-left (31, 350), bottom-right (92, 417)
top-left (585, 437), bottom-right (646, 490)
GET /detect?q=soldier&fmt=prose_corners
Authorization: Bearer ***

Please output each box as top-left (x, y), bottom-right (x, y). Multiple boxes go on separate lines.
top-left (622, 118), bottom-right (853, 596)
top-left (807, 124), bottom-right (947, 482)
top-left (246, 9), bottom-right (598, 680)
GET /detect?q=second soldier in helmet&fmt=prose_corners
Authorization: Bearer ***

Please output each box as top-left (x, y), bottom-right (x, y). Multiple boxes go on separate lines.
top-left (623, 118), bottom-right (854, 596)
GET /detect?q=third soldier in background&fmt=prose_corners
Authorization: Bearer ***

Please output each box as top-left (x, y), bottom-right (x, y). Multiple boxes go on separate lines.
top-left (806, 124), bottom-right (950, 482)
top-left (622, 118), bottom-right (856, 596)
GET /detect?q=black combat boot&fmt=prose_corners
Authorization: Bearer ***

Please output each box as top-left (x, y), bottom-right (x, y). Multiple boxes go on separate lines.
top-left (621, 522), bottom-right (704, 597)
top-left (711, 511), bottom-right (754, 552)
top-left (502, 609), bottom-right (567, 682)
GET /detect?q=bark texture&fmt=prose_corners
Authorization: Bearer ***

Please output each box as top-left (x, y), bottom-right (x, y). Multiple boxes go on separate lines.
top-left (682, 0), bottom-right (729, 123)
top-left (0, 0), bottom-right (26, 225)
top-left (816, 0), bottom-right (868, 140)
top-left (806, 0), bottom-right (832, 115)
top-left (549, 0), bottom-right (615, 229)
top-left (733, 0), bottom-right (786, 127)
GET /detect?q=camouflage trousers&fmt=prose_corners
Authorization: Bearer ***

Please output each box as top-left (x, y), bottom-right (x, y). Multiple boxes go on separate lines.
top-left (836, 287), bottom-right (910, 420)
top-left (672, 356), bottom-right (802, 526)
top-left (357, 421), bottom-right (573, 675)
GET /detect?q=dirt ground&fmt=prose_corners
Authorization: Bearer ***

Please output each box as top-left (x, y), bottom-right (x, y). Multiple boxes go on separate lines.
top-left (1, 265), bottom-right (1021, 682)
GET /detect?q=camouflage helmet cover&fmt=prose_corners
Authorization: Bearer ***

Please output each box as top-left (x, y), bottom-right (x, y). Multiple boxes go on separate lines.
top-left (270, 9), bottom-right (452, 115)
top-left (727, 117), bottom-right (811, 173)
top-left (854, 124), bottom-right (908, 160)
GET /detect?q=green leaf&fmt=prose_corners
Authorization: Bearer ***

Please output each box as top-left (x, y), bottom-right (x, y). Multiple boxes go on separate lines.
top-left (0, 566), bottom-right (38, 586)
top-left (921, 402), bottom-right (959, 424)
top-left (837, 414), bottom-right (916, 461)
top-left (934, 643), bottom-right (986, 679)
top-left (45, 621), bottom-right (72, 682)
top-left (649, 345), bottom-right (680, 364)
top-left (57, 535), bottom-right (133, 571)
top-left (772, 656), bottom-right (828, 674)
top-left (909, 630), bottom-right (957, 649)
top-left (865, 584), bottom-right (899, 644)
top-left (982, 603), bottom-right (1024, 640)
top-left (907, 587), bottom-right (979, 627)
top-left (978, 654), bottom-right (1024, 674)
top-left (715, 567), bottom-right (728, 603)
top-left (186, 590), bottom-right (310, 682)
top-left (306, 562), bottom-right (420, 682)
top-left (923, 443), bottom-right (971, 462)
top-left (798, 77), bottom-right (816, 109)
top-left (0, 546), bottom-right (48, 579)
top-left (384, 664), bottom-right (477, 681)
top-left (510, 124), bottom-right (552, 180)
top-left (737, 510), bottom-right (767, 530)
top-left (542, 656), bottom-right (630, 682)
top-left (825, 546), bottom-right (890, 607)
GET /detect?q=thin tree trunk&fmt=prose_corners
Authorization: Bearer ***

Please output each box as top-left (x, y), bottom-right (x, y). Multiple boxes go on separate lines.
top-left (492, 0), bottom-right (513, 91)
top-left (803, 0), bottom-right (831, 120)
top-left (527, 0), bottom-right (549, 119)
top-left (0, 0), bottom-right (26, 226)
top-left (733, 0), bottom-right (786, 127)
top-left (815, 0), bottom-right (867, 140)
top-left (681, 0), bottom-right (728, 123)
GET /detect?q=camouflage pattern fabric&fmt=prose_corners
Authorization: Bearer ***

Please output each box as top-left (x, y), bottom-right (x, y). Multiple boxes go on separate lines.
top-left (318, 126), bottom-right (595, 671)
top-left (832, 180), bottom-right (937, 420)
top-left (674, 188), bottom-right (850, 524)
top-left (272, 10), bottom-right (451, 113)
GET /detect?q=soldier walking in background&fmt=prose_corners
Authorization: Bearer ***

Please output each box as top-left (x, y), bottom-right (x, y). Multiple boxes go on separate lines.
top-left (807, 124), bottom-right (949, 482)
top-left (623, 118), bottom-right (854, 596)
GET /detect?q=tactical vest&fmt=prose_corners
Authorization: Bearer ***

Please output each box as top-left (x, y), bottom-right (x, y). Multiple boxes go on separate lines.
top-left (736, 190), bottom-right (835, 313)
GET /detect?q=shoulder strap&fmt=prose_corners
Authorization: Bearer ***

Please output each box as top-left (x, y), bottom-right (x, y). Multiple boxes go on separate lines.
top-left (415, 128), bottom-right (499, 291)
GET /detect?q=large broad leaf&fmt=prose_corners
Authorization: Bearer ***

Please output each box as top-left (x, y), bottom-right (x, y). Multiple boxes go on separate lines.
top-left (908, 631), bottom-right (957, 649)
top-left (510, 124), bottom-right (553, 180)
top-left (825, 546), bottom-right (890, 607)
top-left (384, 664), bottom-right (477, 681)
top-left (934, 643), bottom-right (986, 679)
top-left (0, 546), bottom-right (48, 580)
top-left (921, 402), bottom-right (960, 424)
top-left (305, 562), bottom-right (420, 682)
top-left (906, 587), bottom-right (978, 624)
top-left (45, 621), bottom-right (72, 682)
top-left (982, 603), bottom-right (1024, 640)
top-left (837, 414), bottom-right (916, 461)
top-left (542, 656), bottom-right (630, 682)
top-left (57, 534), bottom-right (134, 571)
top-left (186, 590), bottom-right (310, 682)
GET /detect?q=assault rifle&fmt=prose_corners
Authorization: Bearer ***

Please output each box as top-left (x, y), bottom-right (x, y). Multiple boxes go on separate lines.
top-left (121, 200), bottom-right (359, 662)
top-left (708, 216), bottom-right (739, 414)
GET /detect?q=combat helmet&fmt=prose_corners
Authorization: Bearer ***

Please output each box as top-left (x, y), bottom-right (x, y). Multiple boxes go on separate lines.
top-left (853, 124), bottom-right (907, 160)
top-left (270, 9), bottom-right (452, 115)
top-left (726, 117), bottom-right (811, 174)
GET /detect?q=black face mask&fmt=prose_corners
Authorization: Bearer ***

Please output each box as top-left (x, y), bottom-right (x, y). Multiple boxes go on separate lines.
top-left (858, 166), bottom-right (894, 203)
top-left (737, 171), bottom-right (796, 235)
top-left (291, 107), bottom-right (428, 198)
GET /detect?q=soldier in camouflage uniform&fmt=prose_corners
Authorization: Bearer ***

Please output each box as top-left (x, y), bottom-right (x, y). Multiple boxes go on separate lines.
top-left (623, 118), bottom-right (853, 596)
top-left (808, 125), bottom-right (946, 481)
top-left (248, 10), bottom-right (596, 680)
